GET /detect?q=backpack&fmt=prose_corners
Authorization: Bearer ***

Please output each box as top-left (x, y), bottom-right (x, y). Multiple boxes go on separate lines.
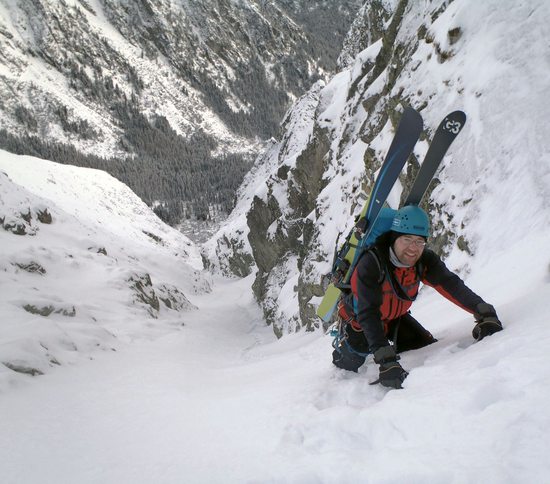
top-left (336, 248), bottom-right (384, 327)
top-left (329, 206), bottom-right (396, 289)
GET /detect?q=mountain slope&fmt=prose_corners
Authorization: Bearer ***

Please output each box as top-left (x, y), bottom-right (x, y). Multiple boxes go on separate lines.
top-left (0, 0), bottom-right (361, 220)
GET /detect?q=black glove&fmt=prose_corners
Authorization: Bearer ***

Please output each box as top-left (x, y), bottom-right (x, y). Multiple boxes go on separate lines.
top-left (472, 303), bottom-right (503, 341)
top-left (371, 346), bottom-right (408, 389)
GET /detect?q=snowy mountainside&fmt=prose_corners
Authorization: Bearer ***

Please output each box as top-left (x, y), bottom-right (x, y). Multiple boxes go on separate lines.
top-left (0, 150), bottom-right (207, 387)
top-left (0, 0), bottom-right (361, 222)
top-left (337, 0), bottom-right (396, 69)
top-left (205, 0), bottom-right (550, 335)
top-left (0, 0), bottom-right (359, 155)
top-left (1, 217), bottom-right (550, 482)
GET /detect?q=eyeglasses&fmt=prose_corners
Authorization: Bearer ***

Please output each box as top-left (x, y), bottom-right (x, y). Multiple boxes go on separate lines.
top-left (399, 236), bottom-right (427, 248)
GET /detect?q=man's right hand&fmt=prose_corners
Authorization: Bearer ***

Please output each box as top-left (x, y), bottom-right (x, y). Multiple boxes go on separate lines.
top-left (372, 346), bottom-right (408, 389)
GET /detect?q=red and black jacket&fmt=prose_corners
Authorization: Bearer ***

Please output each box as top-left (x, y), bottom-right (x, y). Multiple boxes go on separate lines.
top-left (350, 244), bottom-right (486, 352)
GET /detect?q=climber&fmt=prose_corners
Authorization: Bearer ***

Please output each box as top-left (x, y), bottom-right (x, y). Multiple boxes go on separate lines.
top-left (332, 205), bottom-right (503, 389)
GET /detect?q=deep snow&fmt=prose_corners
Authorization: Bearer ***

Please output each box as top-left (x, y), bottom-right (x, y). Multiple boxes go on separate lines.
top-left (1, 246), bottom-right (550, 483)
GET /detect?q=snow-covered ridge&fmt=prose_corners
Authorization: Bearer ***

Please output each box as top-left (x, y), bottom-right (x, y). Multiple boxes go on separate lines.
top-left (201, 81), bottom-right (325, 279)
top-left (0, 150), bottom-right (208, 388)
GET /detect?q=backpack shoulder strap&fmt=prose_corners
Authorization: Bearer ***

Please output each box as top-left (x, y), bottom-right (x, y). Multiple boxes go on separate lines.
top-left (365, 247), bottom-right (384, 284)
top-left (416, 258), bottom-right (425, 280)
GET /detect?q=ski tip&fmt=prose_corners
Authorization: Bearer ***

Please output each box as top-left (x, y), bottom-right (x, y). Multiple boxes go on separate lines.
top-left (448, 109), bottom-right (466, 117)
top-left (444, 110), bottom-right (467, 124)
top-left (402, 106), bottom-right (423, 123)
top-left (439, 110), bottom-right (467, 136)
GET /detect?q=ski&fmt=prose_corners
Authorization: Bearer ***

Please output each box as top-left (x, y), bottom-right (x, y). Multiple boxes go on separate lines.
top-left (316, 107), bottom-right (423, 323)
top-left (404, 110), bottom-right (466, 206)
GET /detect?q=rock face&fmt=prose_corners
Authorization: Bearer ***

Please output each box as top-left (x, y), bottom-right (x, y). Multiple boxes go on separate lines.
top-left (206, 0), bottom-right (550, 336)
top-left (242, 1), bottom-right (420, 335)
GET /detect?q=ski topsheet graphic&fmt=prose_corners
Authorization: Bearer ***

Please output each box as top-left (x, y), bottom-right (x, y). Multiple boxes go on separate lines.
top-left (405, 110), bottom-right (466, 206)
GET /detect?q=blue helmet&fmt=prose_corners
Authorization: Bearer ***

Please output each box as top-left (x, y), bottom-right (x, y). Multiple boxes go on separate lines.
top-left (391, 205), bottom-right (430, 237)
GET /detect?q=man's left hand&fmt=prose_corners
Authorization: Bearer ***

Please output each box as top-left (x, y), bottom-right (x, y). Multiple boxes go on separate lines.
top-left (473, 303), bottom-right (503, 341)
top-left (472, 318), bottom-right (503, 341)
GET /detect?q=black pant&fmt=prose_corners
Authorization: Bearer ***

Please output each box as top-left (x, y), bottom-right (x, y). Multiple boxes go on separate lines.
top-left (389, 313), bottom-right (437, 353)
top-left (332, 313), bottom-right (436, 372)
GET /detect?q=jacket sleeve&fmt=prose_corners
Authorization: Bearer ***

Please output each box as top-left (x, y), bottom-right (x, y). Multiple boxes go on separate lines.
top-left (351, 252), bottom-right (389, 352)
top-left (421, 249), bottom-right (486, 313)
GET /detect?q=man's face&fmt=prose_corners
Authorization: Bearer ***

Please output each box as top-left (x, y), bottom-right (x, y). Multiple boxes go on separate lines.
top-left (393, 235), bottom-right (426, 266)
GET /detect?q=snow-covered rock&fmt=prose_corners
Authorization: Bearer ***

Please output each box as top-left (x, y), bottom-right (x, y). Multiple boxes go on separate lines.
top-left (0, 150), bottom-right (208, 387)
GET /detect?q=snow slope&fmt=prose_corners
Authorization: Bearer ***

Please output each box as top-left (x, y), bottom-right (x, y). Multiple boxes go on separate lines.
top-left (1, 155), bottom-right (549, 482)
top-left (0, 149), bottom-right (549, 482)
top-left (0, 242), bottom-right (549, 483)
top-left (0, 150), bottom-right (206, 388)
